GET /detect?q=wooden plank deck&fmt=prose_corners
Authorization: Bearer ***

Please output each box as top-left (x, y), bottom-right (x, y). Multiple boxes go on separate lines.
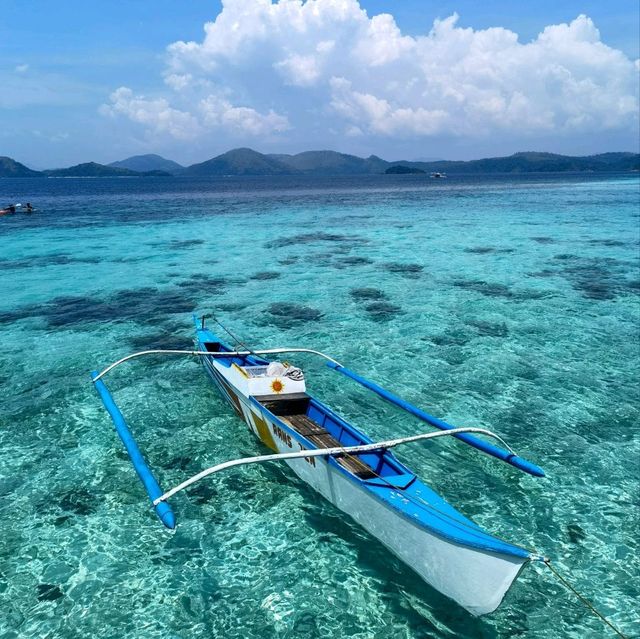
top-left (280, 413), bottom-right (377, 479)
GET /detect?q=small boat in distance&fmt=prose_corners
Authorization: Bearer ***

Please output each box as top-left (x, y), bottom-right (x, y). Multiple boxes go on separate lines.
top-left (0, 203), bottom-right (36, 215)
top-left (0, 203), bottom-right (18, 215)
top-left (91, 315), bottom-right (547, 616)
top-left (430, 172), bottom-right (447, 178)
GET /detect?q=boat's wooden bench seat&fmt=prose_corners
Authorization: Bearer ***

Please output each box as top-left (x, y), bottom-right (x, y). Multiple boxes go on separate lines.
top-left (280, 413), bottom-right (377, 480)
top-left (285, 413), bottom-right (326, 436)
top-left (256, 393), bottom-right (378, 479)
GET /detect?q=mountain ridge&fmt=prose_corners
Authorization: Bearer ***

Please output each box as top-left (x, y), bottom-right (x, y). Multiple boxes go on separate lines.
top-left (183, 147), bottom-right (295, 176)
top-left (267, 150), bottom-right (389, 175)
top-left (108, 154), bottom-right (184, 173)
top-left (0, 156), bottom-right (42, 177)
top-left (43, 162), bottom-right (171, 178)
top-left (2, 149), bottom-right (638, 178)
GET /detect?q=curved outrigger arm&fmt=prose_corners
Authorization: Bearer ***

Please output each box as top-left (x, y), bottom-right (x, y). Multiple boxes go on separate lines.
top-left (153, 427), bottom-right (515, 506)
top-left (92, 348), bottom-right (343, 382)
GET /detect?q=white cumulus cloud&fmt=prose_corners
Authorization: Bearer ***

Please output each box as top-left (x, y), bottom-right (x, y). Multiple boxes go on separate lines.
top-left (199, 95), bottom-right (290, 134)
top-left (101, 87), bottom-right (201, 140)
top-left (102, 0), bottom-right (639, 153)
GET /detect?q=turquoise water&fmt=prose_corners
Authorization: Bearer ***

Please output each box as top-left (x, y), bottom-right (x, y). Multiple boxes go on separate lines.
top-left (0, 174), bottom-right (638, 638)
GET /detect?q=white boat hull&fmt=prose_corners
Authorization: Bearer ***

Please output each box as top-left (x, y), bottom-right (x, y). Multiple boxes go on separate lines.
top-left (203, 356), bottom-right (528, 615)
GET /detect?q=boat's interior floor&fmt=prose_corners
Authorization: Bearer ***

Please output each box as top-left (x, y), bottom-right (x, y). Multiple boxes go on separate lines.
top-left (280, 413), bottom-right (378, 479)
top-left (259, 395), bottom-right (377, 479)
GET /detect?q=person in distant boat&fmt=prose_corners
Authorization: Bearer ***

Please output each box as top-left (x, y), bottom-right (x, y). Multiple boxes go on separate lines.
top-left (25, 203), bottom-right (33, 212)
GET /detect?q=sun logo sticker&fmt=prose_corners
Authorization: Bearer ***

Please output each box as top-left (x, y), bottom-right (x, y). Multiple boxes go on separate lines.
top-left (271, 378), bottom-right (285, 394)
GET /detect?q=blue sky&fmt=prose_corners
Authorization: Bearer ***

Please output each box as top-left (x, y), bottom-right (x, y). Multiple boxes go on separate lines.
top-left (1, 0), bottom-right (638, 168)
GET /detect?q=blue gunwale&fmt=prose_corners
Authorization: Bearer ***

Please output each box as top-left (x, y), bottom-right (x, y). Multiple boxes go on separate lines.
top-left (195, 326), bottom-right (531, 560)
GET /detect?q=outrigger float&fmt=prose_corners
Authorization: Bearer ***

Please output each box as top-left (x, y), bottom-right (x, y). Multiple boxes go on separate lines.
top-left (90, 315), bottom-right (550, 616)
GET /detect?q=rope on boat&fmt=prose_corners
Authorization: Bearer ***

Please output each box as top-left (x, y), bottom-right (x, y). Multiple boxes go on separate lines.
top-left (91, 348), bottom-right (343, 382)
top-left (207, 314), bottom-right (256, 356)
top-left (542, 558), bottom-right (629, 639)
top-left (152, 427), bottom-right (516, 505)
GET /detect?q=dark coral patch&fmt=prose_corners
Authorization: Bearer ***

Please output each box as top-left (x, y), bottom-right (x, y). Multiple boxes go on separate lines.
top-left (249, 271), bottom-right (281, 281)
top-left (37, 584), bottom-right (63, 602)
top-left (0, 253), bottom-right (101, 269)
top-left (175, 275), bottom-right (229, 295)
top-left (383, 262), bottom-right (423, 277)
top-left (424, 331), bottom-right (471, 347)
top-left (466, 319), bottom-right (509, 338)
top-left (454, 280), bottom-right (553, 301)
top-left (364, 302), bottom-right (403, 322)
top-left (264, 302), bottom-right (324, 328)
top-left (531, 237), bottom-right (555, 244)
top-left (527, 269), bottom-right (557, 278)
top-left (464, 247), bottom-right (516, 254)
top-left (163, 455), bottom-right (196, 472)
top-left (278, 256), bottom-right (299, 265)
top-left (464, 247), bottom-right (496, 254)
top-left (0, 307), bottom-right (34, 324)
top-left (216, 302), bottom-right (246, 312)
top-left (293, 613), bottom-right (320, 635)
top-left (58, 488), bottom-right (98, 516)
top-left (306, 253), bottom-right (334, 267)
top-left (150, 239), bottom-right (205, 249)
top-left (588, 239), bottom-right (627, 247)
top-left (627, 279), bottom-right (640, 292)
top-left (188, 482), bottom-right (219, 505)
top-left (128, 332), bottom-right (191, 351)
top-left (48, 288), bottom-right (197, 327)
top-left (266, 232), bottom-right (368, 249)
top-left (453, 280), bottom-right (513, 298)
top-left (350, 288), bottom-right (387, 301)
top-left (112, 256), bottom-right (152, 264)
top-left (552, 255), bottom-right (636, 300)
top-left (575, 281), bottom-right (613, 300)
top-left (334, 256), bottom-right (374, 268)
top-left (0, 285), bottom-right (199, 328)
top-left (567, 523), bottom-right (586, 544)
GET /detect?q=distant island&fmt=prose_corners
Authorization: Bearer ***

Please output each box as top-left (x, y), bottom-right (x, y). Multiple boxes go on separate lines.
top-left (108, 154), bottom-right (184, 174)
top-left (44, 162), bottom-right (171, 178)
top-left (1, 149), bottom-right (638, 178)
top-left (385, 165), bottom-right (426, 174)
top-left (0, 156), bottom-right (42, 178)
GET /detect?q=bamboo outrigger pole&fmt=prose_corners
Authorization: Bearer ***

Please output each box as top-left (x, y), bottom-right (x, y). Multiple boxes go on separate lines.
top-left (327, 363), bottom-right (545, 478)
top-left (91, 372), bottom-right (176, 528)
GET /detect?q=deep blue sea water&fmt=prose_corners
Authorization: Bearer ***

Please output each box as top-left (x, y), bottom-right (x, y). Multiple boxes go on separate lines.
top-left (0, 174), bottom-right (638, 639)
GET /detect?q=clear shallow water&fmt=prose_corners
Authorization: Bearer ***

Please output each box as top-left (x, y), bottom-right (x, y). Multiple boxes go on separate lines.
top-left (0, 174), bottom-right (638, 638)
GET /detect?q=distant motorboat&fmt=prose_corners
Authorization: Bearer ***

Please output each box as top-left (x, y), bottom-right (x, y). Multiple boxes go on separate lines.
top-left (0, 203), bottom-right (36, 216)
top-left (0, 203), bottom-right (18, 216)
top-left (430, 172), bottom-right (447, 179)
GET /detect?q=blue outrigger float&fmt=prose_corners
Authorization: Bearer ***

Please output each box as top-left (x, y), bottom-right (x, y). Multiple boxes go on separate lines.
top-left (91, 315), bottom-right (547, 616)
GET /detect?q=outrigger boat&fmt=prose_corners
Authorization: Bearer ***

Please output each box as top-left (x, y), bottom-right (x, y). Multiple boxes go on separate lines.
top-left (91, 315), bottom-right (547, 616)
